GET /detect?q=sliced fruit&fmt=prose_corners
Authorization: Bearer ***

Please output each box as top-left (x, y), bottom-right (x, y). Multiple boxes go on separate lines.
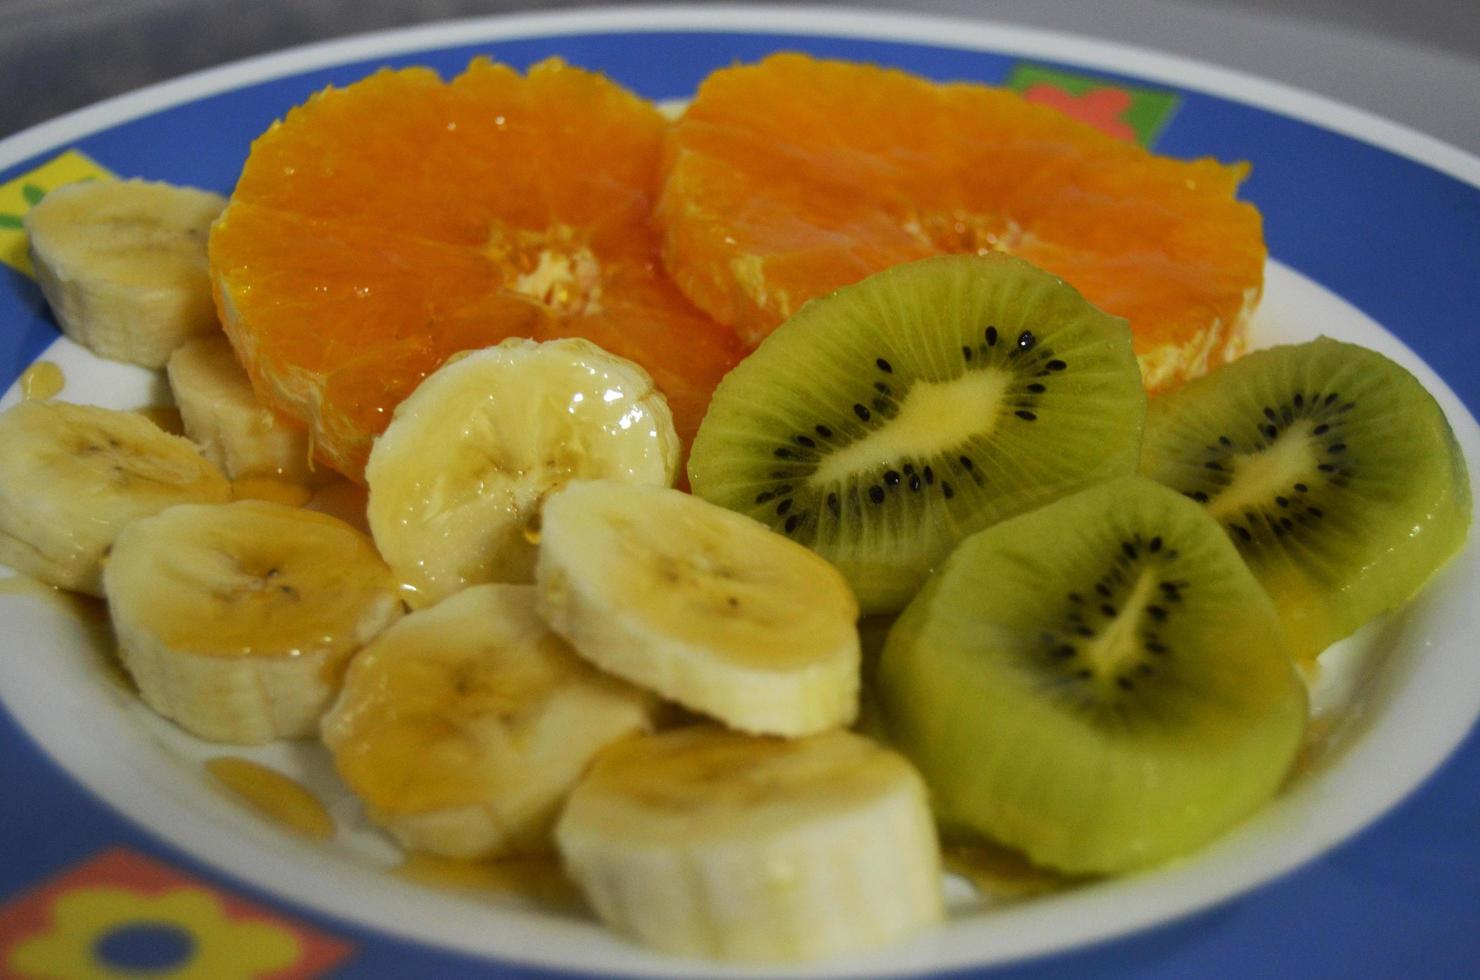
top-left (877, 476), bottom-right (1307, 874)
top-left (366, 337), bottom-right (679, 608)
top-left (1141, 336), bottom-right (1472, 659)
top-left (104, 500), bottom-right (403, 744)
top-left (535, 480), bottom-right (860, 736)
top-left (211, 58), bottom-right (742, 481)
top-left (26, 179), bottom-right (227, 367)
top-left (0, 400), bottom-right (230, 595)
top-left (167, 333), bottom-right (327, 484)
top-left (555, 726), bottom-right (943, 962)
top-left (688, 253), bottom-right (1145, 613)
top-left (321, 584), bottom-right (654, 858)
top-left (658, 53), bottom-right (1265, 389)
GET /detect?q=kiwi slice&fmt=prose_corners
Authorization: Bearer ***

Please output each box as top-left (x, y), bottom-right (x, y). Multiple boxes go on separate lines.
top-left (877, 476), bottom-right (1307, 875)
top-left (688, 254), bottom-right (1145, 613)
top-left (1141, 337), bottom-right (1472, 660)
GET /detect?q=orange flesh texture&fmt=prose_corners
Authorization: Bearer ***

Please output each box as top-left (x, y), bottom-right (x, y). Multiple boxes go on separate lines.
top-left (211, 59), bottom-right (743, 482)
top-left (657, 54), bottom-right (1265, 388)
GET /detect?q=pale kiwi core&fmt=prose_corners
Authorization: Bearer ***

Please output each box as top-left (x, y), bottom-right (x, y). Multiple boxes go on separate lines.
top-left (1204, 419), bottom-right (1318, 522)
top-left (1080, 567), bottom-right (1161, 684)
top-left (811, 369), bottom-right (1012, 484)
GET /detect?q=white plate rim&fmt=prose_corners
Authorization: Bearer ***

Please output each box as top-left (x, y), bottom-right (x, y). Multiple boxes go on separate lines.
top-left (2, 4), bottom-right (1479, 187)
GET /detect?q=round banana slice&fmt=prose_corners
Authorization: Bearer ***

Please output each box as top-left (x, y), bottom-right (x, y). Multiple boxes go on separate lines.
top-left (321, 583), bottom-right (654, 859)
top-left (366, 337), bottom-right (679, 608)
top-left (555, 726), bottom-right (944, 962)
top-left (104, 500), bottom-right (403, 744)
top-left (0, 400), bottom-right (230, 595)
top-left (26, 178), bottom-right (227, 367)
top-left (167, 334), bottom-right (328, 485)
top-left (536, 480), bottom-right (860, 737)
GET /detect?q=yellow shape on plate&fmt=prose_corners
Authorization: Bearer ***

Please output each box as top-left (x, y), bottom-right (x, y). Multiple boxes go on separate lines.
top-left (0, 149), bottom-right (116, 277)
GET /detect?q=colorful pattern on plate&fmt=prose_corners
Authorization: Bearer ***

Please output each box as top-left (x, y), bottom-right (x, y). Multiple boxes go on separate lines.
top-left (0, 150), bottom-right (116, 278)
top-left (1005, 63), bottom-right (1180, 146)
top-left (0, 848), bottom-right (353, 978)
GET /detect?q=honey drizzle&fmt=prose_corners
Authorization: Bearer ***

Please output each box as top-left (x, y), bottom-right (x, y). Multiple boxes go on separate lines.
top-left (134, 404), bottom-right (185, 435)
top-left (305, 479), bottom-right (371, 534)
top-left (396, 853), bottom-right (586, 913)
top-left (942, 839), bottom-right (1076, 901)
top-left (205, 756), bottom-right (335, 840)
top-left (18, 360), bottom-right (64, 400)
top-left (230, 476), bottom-right (314, 507)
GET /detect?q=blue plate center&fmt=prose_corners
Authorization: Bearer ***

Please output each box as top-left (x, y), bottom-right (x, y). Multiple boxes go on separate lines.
top-left (93, 920), bottom-right (197, 971)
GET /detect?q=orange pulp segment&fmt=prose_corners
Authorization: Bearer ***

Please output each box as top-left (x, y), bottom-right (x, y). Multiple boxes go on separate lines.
top-left (657, 54), bottom-right (1266, 390)
top-left (211, 58), bottom-right (743, 481)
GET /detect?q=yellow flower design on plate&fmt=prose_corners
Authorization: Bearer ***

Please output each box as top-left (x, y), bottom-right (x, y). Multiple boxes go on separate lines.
top-left (0, 149), bottom-right (116, 277)
top-left (8, 884), bottom-right (300, 979)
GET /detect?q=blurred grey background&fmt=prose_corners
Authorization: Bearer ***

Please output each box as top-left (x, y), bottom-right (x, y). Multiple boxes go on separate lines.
top-left (2, 0), bottom-right (1477, 154)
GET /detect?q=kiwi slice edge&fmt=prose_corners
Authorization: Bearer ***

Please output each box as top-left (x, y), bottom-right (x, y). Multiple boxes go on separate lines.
top-left (1141, 335), bottom-right (1472, 660)
top-left (876, 475), bottom-right (1308, 875)
top-left (689, 253), bottom-right (1147, 614)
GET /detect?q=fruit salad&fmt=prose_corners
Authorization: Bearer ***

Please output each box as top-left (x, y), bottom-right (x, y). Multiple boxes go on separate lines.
top-left (0, 52), bottom-right (1471, 968)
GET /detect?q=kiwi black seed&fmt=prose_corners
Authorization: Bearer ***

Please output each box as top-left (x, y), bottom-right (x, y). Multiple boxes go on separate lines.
top-left (687, 254), bottom-right (1146, 613)
top-left (1141, 337), bottom-right (1471, 659)
top-left (877, 476), bottom-right (1307, 874)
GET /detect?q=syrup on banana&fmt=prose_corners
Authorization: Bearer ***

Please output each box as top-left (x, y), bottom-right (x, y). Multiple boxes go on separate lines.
top-left (536, 479), bottom-right (861, 737)
top-left (26, 179), bottom-right (226, 367)
top-left (556, 726), bottom-right (944, 962)
top-left (7, 175), bottom-right (943, 964)
top-left (0, 400), bottom-right (230, 594)
top-left (321, 583), bottom-right (654, 859)
top-left (366, 337), bottom-right (679, 608)
top-left (168, 334), bottom-right (328, 485)
top-left (104, 499), bottom-right (402, 744)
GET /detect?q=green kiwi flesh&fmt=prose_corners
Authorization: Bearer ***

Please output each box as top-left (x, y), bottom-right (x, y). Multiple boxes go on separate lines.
top-left (688, 254), bottom-right (1146, 613)
top-left (877, 476), bottom-right (1307, 875)
top-left (1141, 337), bottom-right (1472, 660)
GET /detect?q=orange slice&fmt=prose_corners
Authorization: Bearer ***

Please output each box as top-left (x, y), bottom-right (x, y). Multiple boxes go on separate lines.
top-left (657, 54), bottom-right (1265, 390)
top-left (211, 58), bottom-right (743, 481)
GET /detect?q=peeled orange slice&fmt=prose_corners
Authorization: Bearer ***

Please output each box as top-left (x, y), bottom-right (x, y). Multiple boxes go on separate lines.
top-left (211, 59), bottom-right (743, 481)
top-left (657, 54), bottom-right (1265, 390)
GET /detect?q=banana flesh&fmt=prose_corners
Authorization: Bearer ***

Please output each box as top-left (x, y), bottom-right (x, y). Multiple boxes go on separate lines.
top-left (366, 337), bottom-right (679, 608)
top-left (103, 499), bottom-right (403, 744)
top-left (555, 726), bottom-right (944, 962)
top-left (321, 583), bottom-right (654, 859)
top-left (0, 400), bottom-right (230, 594)
top-left (167, 333), bottom-right (328, 484)
top-left (26, 179), bottom-right (227, 367)
top-left (13, 191), bottom-right (928, 958)
top-left (536, 480), bottom-right (860, 736)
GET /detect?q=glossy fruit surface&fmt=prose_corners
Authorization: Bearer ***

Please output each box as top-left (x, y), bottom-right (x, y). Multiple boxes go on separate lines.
top-left (212, 58), bottom-right (742, 481)
top-left (878, 476), bottom-right (1307, 874)
top-left (658, 53), bottom-right (1265, 390)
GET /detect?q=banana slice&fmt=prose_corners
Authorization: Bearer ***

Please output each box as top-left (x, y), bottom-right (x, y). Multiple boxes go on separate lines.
top-left (536, 480), bottom-right (860, 737)
top-left (555, 726), bottom-right (944, 962)
top-left (103, 500), bottom-right (403, 744)
top-left (0, 400), bottom-right (230, 594)
top-left (26, 179), bottom-right (227, 367)
top-left (321, 583), bottom-right (654, 859)
top-left (167, 333), bottom-right (327, 485)
top-left (366, 337), bottom-right (679, 608)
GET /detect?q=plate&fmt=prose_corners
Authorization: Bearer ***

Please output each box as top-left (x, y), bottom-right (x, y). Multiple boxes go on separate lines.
top-left (1, 7), bottom-right (1477, 978)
